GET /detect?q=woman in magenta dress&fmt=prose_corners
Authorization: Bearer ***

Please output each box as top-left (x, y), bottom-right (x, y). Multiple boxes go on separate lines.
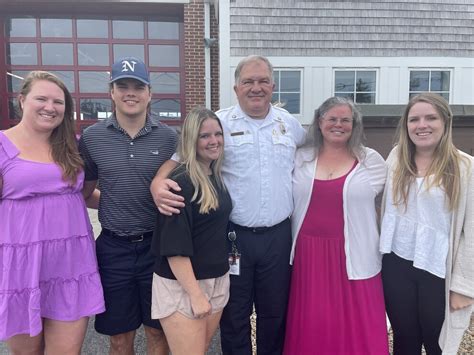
top-left (284, 97), bottom-right (389, 354)
top-left (0, 71), bottom-right (105, 354)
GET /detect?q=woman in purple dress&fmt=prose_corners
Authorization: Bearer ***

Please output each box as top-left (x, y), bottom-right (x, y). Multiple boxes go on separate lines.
top-left (0, 71), bottom-right (105, 354)
top-left (284, 97), bottom-right (389, 354)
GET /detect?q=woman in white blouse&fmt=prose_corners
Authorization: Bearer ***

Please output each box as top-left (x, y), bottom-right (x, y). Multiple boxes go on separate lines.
top-left (380, 93), bottom-right (473, 355)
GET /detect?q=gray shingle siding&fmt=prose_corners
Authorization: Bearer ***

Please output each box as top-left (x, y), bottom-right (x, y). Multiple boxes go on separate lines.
top-left (229, 0), bottom-right (474, 57)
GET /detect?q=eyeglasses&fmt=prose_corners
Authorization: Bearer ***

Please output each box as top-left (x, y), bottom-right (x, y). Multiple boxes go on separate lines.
top-left (322, 117), bottom-right (353, 125)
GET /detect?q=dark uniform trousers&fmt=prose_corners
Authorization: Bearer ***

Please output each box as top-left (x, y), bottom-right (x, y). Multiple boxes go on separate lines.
top-left (220, 218), bottom-right (292, 355)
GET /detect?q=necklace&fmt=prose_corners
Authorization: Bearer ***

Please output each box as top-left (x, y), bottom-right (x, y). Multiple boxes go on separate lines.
top-left (326, 167), bottom-right (341, 180)
top-left (415, 154), bottom-right (433, 177)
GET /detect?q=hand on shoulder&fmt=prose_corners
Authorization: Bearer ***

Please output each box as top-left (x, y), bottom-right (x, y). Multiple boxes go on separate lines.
top-left (151, 177), bottom-right (185, 216)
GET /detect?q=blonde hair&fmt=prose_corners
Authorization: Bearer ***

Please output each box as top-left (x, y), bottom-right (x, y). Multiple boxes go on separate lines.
top-left (176, 107), bottom-right (225, 214)
top-left (19, 71), bottom-right (83, 184)
top-left (392, 93), bottom-right (468, 211)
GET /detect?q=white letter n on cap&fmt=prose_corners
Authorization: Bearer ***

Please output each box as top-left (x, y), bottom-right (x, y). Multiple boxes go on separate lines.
top-left (121, 60), bottom-right (137, 72)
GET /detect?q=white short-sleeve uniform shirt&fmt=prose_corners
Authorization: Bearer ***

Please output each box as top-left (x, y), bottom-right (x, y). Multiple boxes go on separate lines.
top-left (217, 104), bottom-right (306, 228)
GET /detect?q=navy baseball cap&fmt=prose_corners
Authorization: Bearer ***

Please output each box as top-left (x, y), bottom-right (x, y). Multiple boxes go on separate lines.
top-left (110, 57), bottom-right (150, 85)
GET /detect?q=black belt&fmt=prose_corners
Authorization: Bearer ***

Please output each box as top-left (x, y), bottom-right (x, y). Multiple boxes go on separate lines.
top-left (230, 218), bottom-right (289, 234)
top-left (102, 228), bottom-right (153, 243)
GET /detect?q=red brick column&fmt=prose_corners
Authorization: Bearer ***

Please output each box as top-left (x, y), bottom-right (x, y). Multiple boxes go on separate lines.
top-left (210, 4), bottom-right (220, 112)
top-left (184, 0), bottom-right (206, 115)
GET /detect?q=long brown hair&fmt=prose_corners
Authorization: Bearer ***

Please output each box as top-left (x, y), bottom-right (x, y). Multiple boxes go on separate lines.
top-left (19, 71), bottom-right (83, 183)
top-left (392, 93), bottom-right (468, 210)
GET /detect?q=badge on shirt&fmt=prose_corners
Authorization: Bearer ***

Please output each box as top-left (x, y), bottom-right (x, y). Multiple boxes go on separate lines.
top-left (230, 131), bottom-right (245, 136)
top-left (279, 122), bottom-right (287, 135)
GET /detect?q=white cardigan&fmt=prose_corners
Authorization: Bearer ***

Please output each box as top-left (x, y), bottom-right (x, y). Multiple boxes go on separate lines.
top-left (382, 147), bottom-right (474, 354)
top-left (290, 146), bottom-right (387, 280)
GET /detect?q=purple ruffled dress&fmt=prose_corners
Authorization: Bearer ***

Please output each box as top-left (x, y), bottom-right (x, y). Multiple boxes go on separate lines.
top-left (0, 132), bottom-right (105, 340)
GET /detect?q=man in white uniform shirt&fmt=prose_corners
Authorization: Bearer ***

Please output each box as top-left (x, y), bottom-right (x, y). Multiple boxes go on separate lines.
top-left (152, 55), bottom-right (306, 354)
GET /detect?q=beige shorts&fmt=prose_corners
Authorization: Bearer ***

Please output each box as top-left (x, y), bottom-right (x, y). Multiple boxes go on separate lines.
top-left (151, 272), bottom-right (230, 320)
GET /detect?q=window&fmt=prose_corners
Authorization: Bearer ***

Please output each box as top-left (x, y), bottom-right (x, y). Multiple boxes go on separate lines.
top-left (272, 69), bottom-right (301, 115)
top-left (149, 45), bottom-right (180, 67)
top-left (151, 73), bottom-right (180, 94)
top-left (78, 44), bottom-right (109, 66)
top-left (151, 99), bottom-right (181, 120)
top-left (334, 70), bottom-right (376, 104)
top-left (113, 44), bottom-right (145, 62)
top-left (40, 18), bottom-right (72, 38)
top-left (6, 18), bottom-right (36, 37)
top-left (148, 21), bottom-right (179, 40)
top-left (112, 20), bottom-right (144, 39)
top-left (409, 70), bottom-right (450, 101)
top-left (80, 99), bottom-right (113, 120)
top-left (3, 16), bottom-right (184, 130)
top-left (76, 19), bottom-right (108, 38)
top-left (7, 43), bottom-right (37, 65)
top-left (41, 43), bottom-right (74, 65)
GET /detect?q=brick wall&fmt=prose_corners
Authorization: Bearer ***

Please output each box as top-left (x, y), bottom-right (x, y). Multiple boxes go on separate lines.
top-left (184, 0), bottom-right (205, 115)
top-left (210, 3), bottom-right (220, 112)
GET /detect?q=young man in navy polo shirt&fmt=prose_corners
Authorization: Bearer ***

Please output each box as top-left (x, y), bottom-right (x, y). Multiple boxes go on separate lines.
top-left (80, 57), bottom-right (177, 355)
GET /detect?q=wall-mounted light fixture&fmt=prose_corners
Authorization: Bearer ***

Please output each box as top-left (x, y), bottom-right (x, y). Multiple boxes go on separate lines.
top-left (204, 38), bottom-right (218, 48)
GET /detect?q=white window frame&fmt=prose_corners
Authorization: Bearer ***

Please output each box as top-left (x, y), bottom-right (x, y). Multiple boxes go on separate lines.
top-left (333, 68), bottom-right (378, 104)
top-left (272, 68), bottom-right (303, 116)
top-left (408, 68), bottom-right (452, 103)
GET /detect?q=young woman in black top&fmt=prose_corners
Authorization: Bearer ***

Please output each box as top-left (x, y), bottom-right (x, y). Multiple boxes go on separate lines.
top-left (151, 107), bottom-right (232, 355)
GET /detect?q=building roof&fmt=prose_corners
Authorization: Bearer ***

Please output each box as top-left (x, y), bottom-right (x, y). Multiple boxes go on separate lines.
top-left (230, 0), bottom-right (474, 57)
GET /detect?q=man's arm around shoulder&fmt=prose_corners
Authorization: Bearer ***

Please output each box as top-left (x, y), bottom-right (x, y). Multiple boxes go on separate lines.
top-left (150, 159), bottom-right (184, 216)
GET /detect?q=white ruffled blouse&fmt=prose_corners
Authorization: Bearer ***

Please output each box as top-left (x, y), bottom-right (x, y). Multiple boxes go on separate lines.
top-left (380, 176), bottom-right (452, 278)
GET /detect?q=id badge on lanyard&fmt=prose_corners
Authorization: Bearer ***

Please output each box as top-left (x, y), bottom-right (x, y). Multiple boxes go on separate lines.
top-left (227, 230), bottom-right (241, 275)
